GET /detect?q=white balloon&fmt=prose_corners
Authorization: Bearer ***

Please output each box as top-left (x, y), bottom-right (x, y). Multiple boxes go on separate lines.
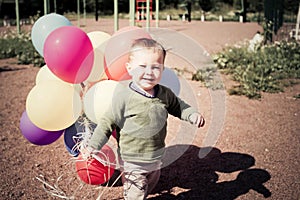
top-left (31, 13), bottom-right (72, 57)
top-left (160, 67), bottom-right (181, 96)
top-left (83, 80), bottom-right (120, 123)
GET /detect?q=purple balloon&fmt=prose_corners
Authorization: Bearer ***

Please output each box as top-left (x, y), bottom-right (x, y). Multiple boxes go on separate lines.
top-left (19, 111), bottom-right (64, 145)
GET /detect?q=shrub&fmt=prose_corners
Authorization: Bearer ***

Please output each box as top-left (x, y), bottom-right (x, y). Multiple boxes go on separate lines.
top-left (212, 40), bottom-right (300, 98)
top-left (0, 30), bottom-right (44, 67)
top-left (191, 64), bottom-right (224, 90)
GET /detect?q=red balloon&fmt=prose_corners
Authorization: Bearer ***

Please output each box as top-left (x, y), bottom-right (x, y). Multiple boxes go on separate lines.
top-left (44, 26), bottom-right (94, 84)
top-left (104, 26), bottom-right (151, 81)
top-left (112, 129), bottom-right (117, 139)
top-left (75, 145), bottom-right (116, 185)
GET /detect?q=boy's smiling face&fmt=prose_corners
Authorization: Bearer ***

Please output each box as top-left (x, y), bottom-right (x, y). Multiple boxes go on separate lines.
top-left (126, 48), bottom-right (165, 93)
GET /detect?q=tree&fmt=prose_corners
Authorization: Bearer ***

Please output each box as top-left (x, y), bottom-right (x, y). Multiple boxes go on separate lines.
top-left (199, 0), bottom-right (214, 12)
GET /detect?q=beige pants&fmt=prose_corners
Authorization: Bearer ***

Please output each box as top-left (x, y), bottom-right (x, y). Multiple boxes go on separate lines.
top-left (122, 161), bottom-right (161, 200)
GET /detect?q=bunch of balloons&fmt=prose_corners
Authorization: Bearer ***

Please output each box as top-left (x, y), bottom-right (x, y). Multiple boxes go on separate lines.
top-left (20, 13), bottom-right (115, 185)
top-left (21, 13), bottom-right (89, 144)
top-left (20, 13), bottom-right (181, 186)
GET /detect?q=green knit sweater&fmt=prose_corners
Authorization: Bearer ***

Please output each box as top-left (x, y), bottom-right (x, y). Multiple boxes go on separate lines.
top-left (88, 83), bottom-right (198, 163)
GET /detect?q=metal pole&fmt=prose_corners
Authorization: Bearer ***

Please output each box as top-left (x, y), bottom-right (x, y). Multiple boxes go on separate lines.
top-left (146, 0), bottom-right (150, 30)
top-left (241, 0), bottom-right (244, 11)
top-left (44, 0), bottom-right (47, 15)
top-left (77, 0), bottom-right (80, 26)
top-left (155, 0), bottom-right (159, 27)
top-left (129, 0), bottom-right (135, 26)
top-left (47, 0), bottom-right (50, 13)
top-left (54, 0), bottom-right (57, 13)
top-left (95, 0), bottom-right (99, 21)
top-left (114, 0), bottom-right (119, 32)
top-left (296, 3), bottom-right (300, 40)
top-left (83, 0), bottom-right (86, 26)
top-left (15, 0), bottom-right (20, 34)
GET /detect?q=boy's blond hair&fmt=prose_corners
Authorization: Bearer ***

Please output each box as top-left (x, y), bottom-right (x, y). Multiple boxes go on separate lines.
top-left (129, 38), bottom-right (166, 62)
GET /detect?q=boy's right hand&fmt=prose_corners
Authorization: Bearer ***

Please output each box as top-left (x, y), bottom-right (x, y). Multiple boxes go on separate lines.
top-left (189, 113), bottom-right (205, 128)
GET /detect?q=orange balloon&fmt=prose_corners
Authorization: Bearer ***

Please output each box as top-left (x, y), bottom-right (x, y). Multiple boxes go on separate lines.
top-left (104, 26), bottom-right (152, 81)
top-left (104, 54), bottom-right (131, 80)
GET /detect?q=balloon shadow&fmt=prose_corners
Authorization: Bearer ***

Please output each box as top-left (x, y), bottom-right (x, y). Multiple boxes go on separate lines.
top-left (149, 145), bottom-right (271, 200)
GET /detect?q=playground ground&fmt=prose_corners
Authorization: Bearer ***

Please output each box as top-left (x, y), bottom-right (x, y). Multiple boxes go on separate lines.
top-left (0, 18), bottom-right (299, 199)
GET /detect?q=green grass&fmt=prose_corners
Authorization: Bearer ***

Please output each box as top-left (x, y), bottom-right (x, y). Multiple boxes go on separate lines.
top-left (212, 39), bottom-right (300, 99)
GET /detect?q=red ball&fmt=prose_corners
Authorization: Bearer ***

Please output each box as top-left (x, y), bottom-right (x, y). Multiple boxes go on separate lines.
top-left (75, 145), bottom-right (115, 185)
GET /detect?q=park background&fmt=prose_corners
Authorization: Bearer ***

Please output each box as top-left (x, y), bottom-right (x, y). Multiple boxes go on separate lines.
top-left (0, 0), bottom-right (300, 199)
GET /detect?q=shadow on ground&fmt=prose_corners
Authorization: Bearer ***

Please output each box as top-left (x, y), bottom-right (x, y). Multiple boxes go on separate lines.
top-left (0, 66), bottom-right (28, 72)
top-left (149, 145), bottom-right (271, 200)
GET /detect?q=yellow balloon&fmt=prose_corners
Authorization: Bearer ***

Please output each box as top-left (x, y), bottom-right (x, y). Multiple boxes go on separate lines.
top-left (86, 31), bottom-right (111, 83)
top-left (26, 80), bottom-right (82, 131)
top-left (36, 65), bottom-right (83, 94)
top-left (36, 65), bottom-right (62, 84)
top-left (83, 80), bottom-right (122, 123)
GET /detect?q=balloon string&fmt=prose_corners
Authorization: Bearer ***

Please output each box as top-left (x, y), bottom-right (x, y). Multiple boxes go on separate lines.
top-left (36, 156), bottom-right (120, 199)
top-left (96, 171), bottom-right (124, 200)
top-left (86, 159), bottom-right (93, 185)
top-left (36, 115), bottom-right (119, 199)
top-left (70, 116), bottom-right (94, 156)
top-left (72, 116), bottom-right (118, 168)
top-left (35, 175), bottom-right (75, 200)
top-left (92, 150), bottom-right (118, 168)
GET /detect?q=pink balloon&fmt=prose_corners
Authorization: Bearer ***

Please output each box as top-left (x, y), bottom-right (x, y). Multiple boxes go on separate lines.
top-left (104, 26), bottom-right (151, 81)
top-left (44, 26), bottom-right (94, 83)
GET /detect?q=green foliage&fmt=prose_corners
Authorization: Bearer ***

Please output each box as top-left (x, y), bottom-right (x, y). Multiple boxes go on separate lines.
top-left (294, 94), bottom-right (300, 99)
top-left (0, 30), bottom-right (44, 67)
top-left (213, 40), bottom-right (300, 99)
top-left (192, 64), bottom-right (224, 90)
top-left (262, 19), bottom-right (273, 43)
top-left (199, 0), bottom-right (214, 12)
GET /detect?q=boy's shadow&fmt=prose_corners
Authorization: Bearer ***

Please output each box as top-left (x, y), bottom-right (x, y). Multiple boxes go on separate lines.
top-left (149, 145), bottom-right (271, 200)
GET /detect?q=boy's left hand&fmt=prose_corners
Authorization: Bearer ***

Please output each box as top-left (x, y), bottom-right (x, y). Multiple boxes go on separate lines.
top-left (189, 113), bottom-right (205, 128)
top-left (80, 146), bottom-right (95, 160)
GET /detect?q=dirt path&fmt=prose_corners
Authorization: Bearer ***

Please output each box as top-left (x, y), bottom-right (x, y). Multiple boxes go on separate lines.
top-left (0, 19), bottom-right (299, 200)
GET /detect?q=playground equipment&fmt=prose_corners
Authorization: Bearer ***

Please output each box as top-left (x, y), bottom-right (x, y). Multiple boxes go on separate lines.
top-left (15, 0), bottom-right (20, 34)
top-left (296, 3), bottom-right (300, 40)
top-left (12, 0), bottom-right (159, 35)
top-left (136, 0), bottom-right (153, 21)
top-left (81, 0), bottom-right (159, 31)
top-left (114, 0), bottom-right (159, 31)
